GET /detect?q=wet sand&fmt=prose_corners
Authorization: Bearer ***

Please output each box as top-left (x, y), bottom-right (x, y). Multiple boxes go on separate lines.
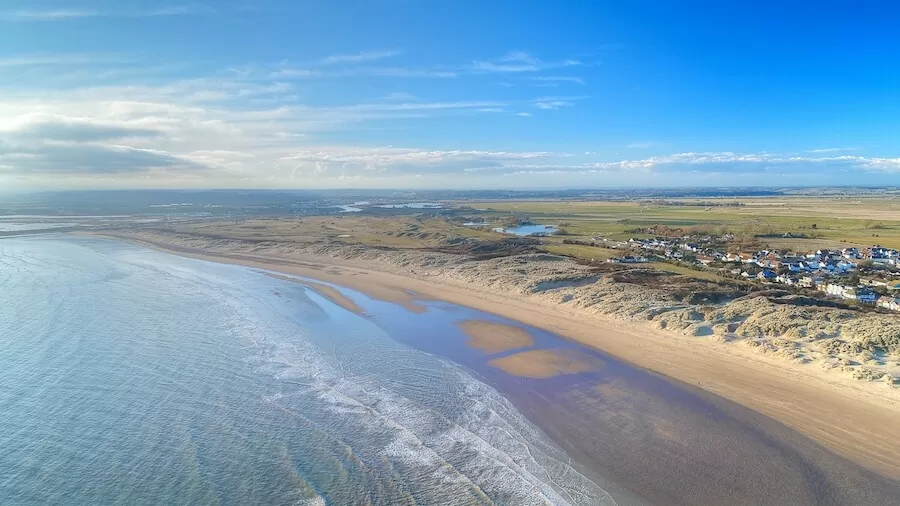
top-left (489, 349), bottom-right (603, 379)
top-left (457, 320), bottom-right (535, 353)
top-left (265, 273), bottom-right (367, 316)
top-left (89, 234), bottom-right (900, 504)
top-left (347, 296), bottom-right (900, 505)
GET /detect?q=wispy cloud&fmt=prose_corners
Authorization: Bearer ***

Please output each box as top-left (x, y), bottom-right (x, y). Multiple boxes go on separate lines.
top-left (471, 51), bottom-right (583, 73)
top-left (581, 152), bottom-right (900, 174)
top-left (368, 67), bottom-right (458, 78)
top-left (535, 100), bottom-right (573, 110)
top-left (1, 9), bottom-right (96, 20)
top-left (381, 92), bottom-right (418, 102)
top-left (627, 141), bottom-right (657, 149)
top-left (532, 95), bottom-right (589, 110)
top-left (0, 5), bottom-right (201, 21)
top-left (267, 50), bottom-right (586, 82)
top-left (806, 147), bottom-right (858, 153)
top-left (0, 54), bottom-right (128, 67)
top-left (321, 50), bottom-right (402, 65)
top-left (529, 76), bottom-right (586, 85)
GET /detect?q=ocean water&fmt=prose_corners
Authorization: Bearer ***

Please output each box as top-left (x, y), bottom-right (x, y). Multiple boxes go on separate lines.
top-left (0, 237), bottom-right (615, 505)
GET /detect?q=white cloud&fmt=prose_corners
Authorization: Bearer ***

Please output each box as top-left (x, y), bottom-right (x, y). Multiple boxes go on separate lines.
top-left (535, 100), bottom-right (574, 110)
top-left (2, 52), bottom-right (895, 189)
top-left (1, 9), bottom-right (97, 20)
top-left (0, 140), bottom-right (203, 174)
top-left (275, 148), bottom-right (555, 177)
top-left (581, 152), bottom-right (900, 175)
top-left (253, 50), bottom-right (588, 82)
top-left (0, 54), bottom-right (127, 67)
top-left (269, 68), bottom-right (322, 78)
top-left (321, 50), bottom-right (402, 65)
top-left (381, 92), bottom-right (418, 102)
top-left (806, 147), bottom-right (858, 153)
top-left (471, 51), bottom-right (584, 74)
top-left (529, 76), bottom-right (586, 85)
top-left (2, 113), bottom-right (163, 141)
top-left (0, 5), bottom-right (201, 21)
top-left (368, 67), bottom-right (459, 78)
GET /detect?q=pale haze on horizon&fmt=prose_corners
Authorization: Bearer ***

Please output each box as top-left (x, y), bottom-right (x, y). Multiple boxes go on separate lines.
top-left (0, 0), bottom-right (898, 191)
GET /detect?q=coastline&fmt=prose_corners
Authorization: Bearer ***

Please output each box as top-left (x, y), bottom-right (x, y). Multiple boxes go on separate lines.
top-left (82, 231), bottom-right (900, 480)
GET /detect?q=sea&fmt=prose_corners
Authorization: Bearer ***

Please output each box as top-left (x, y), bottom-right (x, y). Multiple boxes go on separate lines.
top-left (0, 236), bottom-right (617, 505)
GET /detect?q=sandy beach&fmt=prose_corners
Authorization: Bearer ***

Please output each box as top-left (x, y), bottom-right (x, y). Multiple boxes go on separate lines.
top-left (87, 231), bottom-right (900, 485)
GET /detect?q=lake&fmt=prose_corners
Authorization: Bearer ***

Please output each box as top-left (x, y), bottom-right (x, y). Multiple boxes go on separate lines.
top-left (493, 224), bottom-right (559, 236)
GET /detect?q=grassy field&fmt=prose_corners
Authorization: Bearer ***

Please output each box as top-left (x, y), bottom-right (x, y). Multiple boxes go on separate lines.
top-left (160, 196), bottom-right (900, 286)
top-left (459, 197), bottom-right (900, 250)
top-left (167, 216), bottom-right (497, 249)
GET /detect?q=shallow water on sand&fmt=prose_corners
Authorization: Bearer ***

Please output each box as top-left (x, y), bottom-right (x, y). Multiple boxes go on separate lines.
top-left (0, 237), bottom-right (618, 505)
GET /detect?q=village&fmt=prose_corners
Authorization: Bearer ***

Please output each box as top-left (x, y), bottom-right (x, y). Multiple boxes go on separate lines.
top-left (593, 232), bottom-right (900, 312)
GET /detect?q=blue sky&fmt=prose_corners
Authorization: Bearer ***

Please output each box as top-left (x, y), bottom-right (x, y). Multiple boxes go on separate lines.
top-left (0, 0), bottom-right (898, 190)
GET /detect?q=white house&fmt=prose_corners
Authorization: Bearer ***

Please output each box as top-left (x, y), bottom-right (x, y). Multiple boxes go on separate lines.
top-left (825, 283), bottom-right (847, 298)
top-left (799, 276), bottom-right (825, 288)
top-left (877, 297), bottom-right (900, 311)
top-left (843, 286), bottom-right (878, 304)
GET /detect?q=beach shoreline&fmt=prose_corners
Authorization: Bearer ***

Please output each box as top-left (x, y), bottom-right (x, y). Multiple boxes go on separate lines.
top-left (82, 231), bottom-right (900, 481)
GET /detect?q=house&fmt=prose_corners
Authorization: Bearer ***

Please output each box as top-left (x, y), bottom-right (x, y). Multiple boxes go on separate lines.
top-left (825, 283), bottom-right (847, 298)
top-left (835, 260), bottom-right (857, 272)
top-left (886, 280), bottom-right (900, 291)
top-left (799, 276), bottom-right (825, 288)
top-left (757, 270), bottom-right (776, 281)
top-left (877, 296), bottom-right (900, 311)
top-left (783, 262), bottom-right (804, 273)
top-left (854, 286), bottom-right (878, 304)
top-left (775, 274), bottom-right (797, 286)
top-left (845, 286), bottom-right (878, 304)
